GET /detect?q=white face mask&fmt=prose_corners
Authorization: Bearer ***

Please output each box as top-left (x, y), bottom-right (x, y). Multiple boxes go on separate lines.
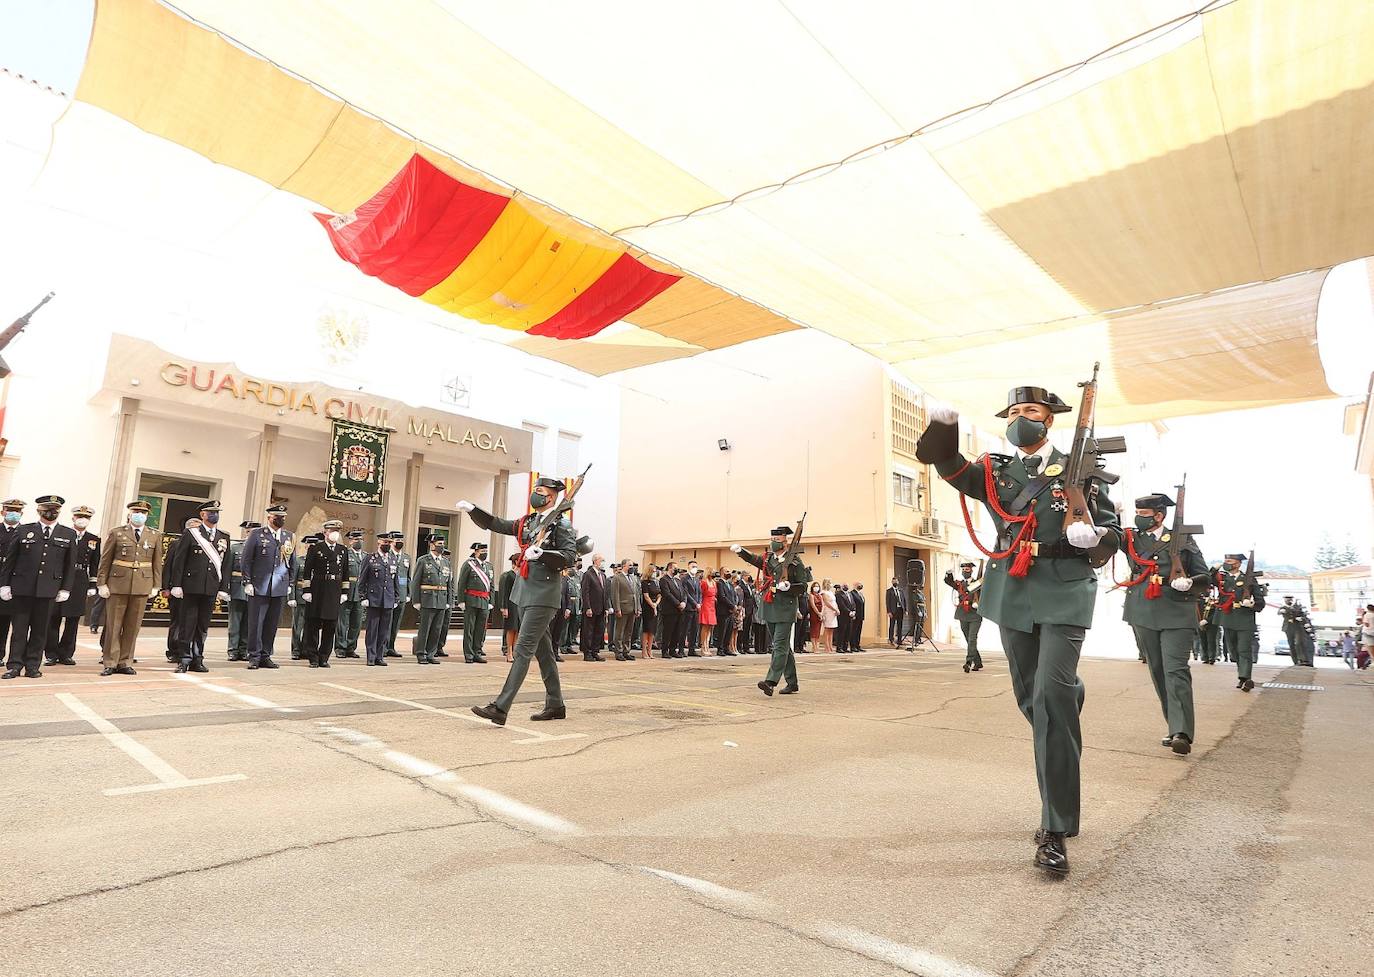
top-left (73, 518), bottom-right (90, 530)
top-left (130, 513), bottom-right (148, 527)
top-left (327, 531), bottom-right (341, 544)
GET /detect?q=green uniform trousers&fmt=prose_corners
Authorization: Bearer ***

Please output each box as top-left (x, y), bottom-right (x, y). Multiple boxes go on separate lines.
top-left (227, 598), bottom-right (248, 657)
top-left (1224, 627), bottom-right (1255, 680)
top-left (1195, 623), bottom-right (1218, 663)
top-left (387, 604), bottom-right (404, 654)
top-left (1000, 622), bottom-right (1085, 836)
top-left (763, 621), bottom-right (799, 687)
top-left (463, 606), bottom-right (489, 661)
top-left (335, 600), bottom-right (362, 653)
top-left (961, 618), bottom-right (983, 668)
top-left (415, 607), bottom-right (446, 661)
top-left (493, 603), bottom-right (563, 714)
top-left (291, 606), bottom-right (306, 657)
top-left (1132, 624), bottom-right (1195, 741)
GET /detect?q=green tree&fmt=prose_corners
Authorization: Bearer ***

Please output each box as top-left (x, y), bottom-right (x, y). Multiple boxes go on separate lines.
top-left (1313, 533), bottom-right (1340, 570)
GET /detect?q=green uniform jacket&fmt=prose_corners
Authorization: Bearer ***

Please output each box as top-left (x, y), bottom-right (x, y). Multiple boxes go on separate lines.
top-left (1216, 569), bottom-right (1266, 628)
top-left (343, 547), bottom-right (363, 601)
top-left (228, 540), bottom-right (247, 600)
top-left (943, 571), bottom-right (982, 623)
top-left (468, 507), bottom-right (576, 609)
top-left (455, 557), bottom-right (495, 610)
top-left (737, 547), bottom-right (812, 624)
top-left (393, 552), bottom-right (413, 604)
top-left (1117, 530), bottom-right (1210, 631)
top-left (292, 551), bottom-right (309, 602)
top-left (412, 553), bottom-right (453, 609)
top-left (934, 446), bottom-right (1120, 632)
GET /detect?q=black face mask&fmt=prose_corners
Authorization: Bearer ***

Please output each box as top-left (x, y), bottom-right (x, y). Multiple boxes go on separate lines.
top-left (1006, 415), bottom-right (1047, 448)
top-left (1133, 514), bottom-right (1159, 532)
top-left (268, 516), bottom-right (286, 529)
top-left (38, 508), bottom-right (60, 521)
top-left (379, 543), bottom-right (391, 553)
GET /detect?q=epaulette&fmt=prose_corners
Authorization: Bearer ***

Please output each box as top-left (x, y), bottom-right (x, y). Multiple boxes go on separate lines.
top-left (985, 452), bottom-right (1013, 469)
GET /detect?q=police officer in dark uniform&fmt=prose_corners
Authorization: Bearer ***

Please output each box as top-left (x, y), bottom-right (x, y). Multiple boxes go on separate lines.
top-left (386, 532), bottom-right (411, 658)
top-left (166, 500), bottom-right (233, 673)
top-left (162, 522), bottom-right (184, 663)
top-left (45, 504), bottom-right (100, 666)
top-left (301, 520), bottom-right (348, 668)
top-left (357, 532), bottom-right (399, 666)
top-left (0, 499), bottom-right (24, 655)
top-left (335, 529), bottom-right (365, 658)
top-left (226, 521), bottom-right (258, 661)
top-left (1, 495), bottom-right (78, 679)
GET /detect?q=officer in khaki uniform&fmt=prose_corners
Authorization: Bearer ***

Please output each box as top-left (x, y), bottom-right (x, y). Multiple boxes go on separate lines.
top-left (455, 540), bottom-right (493, 664)
top-left (1118, 493), bottom-right (1210, 755)
top-left (226, 521), bottom-right (258, 661)
top-left (95, 500), bottom-right (163, 675)
top-left (732, 525), bottom-right (812, 696)
top-left (916, 384), bottom-right (1120, 876)
top-left (411, 533), bottom-right (453, 665)
top-left (1216, 553), bottom-right (1265, 692)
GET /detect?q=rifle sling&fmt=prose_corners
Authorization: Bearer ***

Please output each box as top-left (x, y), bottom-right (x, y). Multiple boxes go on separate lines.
top-left (1009, 475), bottom-right (1056, 517)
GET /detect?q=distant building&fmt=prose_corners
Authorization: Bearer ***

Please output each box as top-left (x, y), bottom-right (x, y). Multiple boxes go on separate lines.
top-left (1309, 564), bottom-right (1371, 617)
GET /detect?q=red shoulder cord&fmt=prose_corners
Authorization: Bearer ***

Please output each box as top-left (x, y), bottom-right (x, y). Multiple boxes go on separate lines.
top-left (513, 514), bottom-right (531, 579)
top-left (956, 456), bottom-right (1037, 578)
top-left (1115, 529), bottom-right (1161, 599)
top-left (1215, 569), bottom-right (1236, 612)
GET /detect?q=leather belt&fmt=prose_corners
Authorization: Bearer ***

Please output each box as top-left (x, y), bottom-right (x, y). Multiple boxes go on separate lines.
top-left (1030, 540), bottom-right (1091, 561)
top-left (112, 559), bottom-right (149, 568)
top-left (420, 584), bottom-right (448, 591)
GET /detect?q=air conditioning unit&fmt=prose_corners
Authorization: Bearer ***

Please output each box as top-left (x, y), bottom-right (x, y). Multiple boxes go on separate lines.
top-left (919, 516), bottom-right (942, 539)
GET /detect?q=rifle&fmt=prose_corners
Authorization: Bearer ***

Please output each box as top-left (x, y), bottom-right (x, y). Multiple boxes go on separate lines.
top-left (968, 557), bottom-right (986, 593)
top-left (1061, 362), bottom-right (1127, 568)
top-left (0, 292), bottom-right (55, 379)
top-left (528, 464), bottom-right (592, 551)
top-left (768, 512), bottom-right (807, 593)
top-left (1166, 474), bottom-right (1204, 583)
top-left (1238, 548), bottom-right (1257, 603)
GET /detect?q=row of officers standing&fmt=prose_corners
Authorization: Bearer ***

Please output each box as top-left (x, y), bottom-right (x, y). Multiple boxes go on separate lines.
top-left (0, 495), bottom-right (500, 678)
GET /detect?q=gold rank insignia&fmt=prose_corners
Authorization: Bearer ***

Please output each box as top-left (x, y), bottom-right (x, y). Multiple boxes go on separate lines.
top-left (282, 540), bottom-right (294, 557)
top-left (1162, 533), bottom-right (1171, 542)
top-left (1043, 463), bottom-right (1063, 477)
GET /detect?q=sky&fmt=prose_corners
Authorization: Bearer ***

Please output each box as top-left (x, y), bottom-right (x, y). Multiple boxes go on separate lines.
top-left (2, 2), bottom-right (1373, 573)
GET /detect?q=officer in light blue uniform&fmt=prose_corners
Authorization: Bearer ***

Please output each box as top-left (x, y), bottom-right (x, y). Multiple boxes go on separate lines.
top-left (385, 532), bottom-right (411, 658)
top-left (240, 503), bottom-right (296, 670)
top-left (357, 532), bottom-right (399, 666)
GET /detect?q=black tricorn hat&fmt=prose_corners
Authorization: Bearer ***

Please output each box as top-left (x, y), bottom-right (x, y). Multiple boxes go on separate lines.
top-left (769, 525), bottom-right (793, 536)
top-left (534, 476), bottom-right (565, 492)
top-left (1224, 552), bottom-right (1247, 562)
top-left (1134, 493), bottom-right (1175, 510)
top-left (469, 541), bottom-right (487, 551)
top-left (995, 386), bottom-right (1072, 418)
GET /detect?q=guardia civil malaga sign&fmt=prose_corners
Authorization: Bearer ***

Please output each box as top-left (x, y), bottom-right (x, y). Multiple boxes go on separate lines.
top-left (326, 418), bottom-right (389, 507)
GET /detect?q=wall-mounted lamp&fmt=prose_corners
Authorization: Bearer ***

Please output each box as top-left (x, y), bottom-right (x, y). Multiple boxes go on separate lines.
top-left (717, 438), bottom-right (730, 451)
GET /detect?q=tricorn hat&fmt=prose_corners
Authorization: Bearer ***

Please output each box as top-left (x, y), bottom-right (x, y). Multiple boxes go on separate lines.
top-left (995, 386), bottom-right (1073, 418)
top-left (469, 541), bottom-right (487, 551)
top-left (534, 476), bottom-right (565, 492)
top-left (959, 560), bottom-right (976, 568)
top-left (770, 525), bottom-right (793, 537)
top-left (1224, 552), bottom-right (1247, 562)
top-left (302, 533), bottom-right (322, 544)
top-left (346, 529), bottom-right (365, 539)
top-left (426, 532), bottom-right (446, 544)
top-left (1134, 493), bottom-right (1175, 510)
top-left (240, 520), bottom-right (261, 530)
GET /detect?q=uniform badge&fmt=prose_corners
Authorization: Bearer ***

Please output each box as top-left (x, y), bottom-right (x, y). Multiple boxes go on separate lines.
top-left (1044, 464), bottom-right (1063, 477)
top-left (88, 539), bottom-right (98, 550)
top-left (217, 539), bottom-right (228, 551)
top-left (24, 532), bottom-right (33, 539)
top-left (1051, 498), bottom-right (1068, 512)
top-left (282, 541), bottom-right (294, 557)
top-left (1161, 533), bottom-right (1171, 542)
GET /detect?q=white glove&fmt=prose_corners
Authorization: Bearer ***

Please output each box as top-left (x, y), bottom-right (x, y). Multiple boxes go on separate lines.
top-left (288, 599), bottom-right (297, 607)
top-left (524, 545), bottom-right (543, 561)
top-left (57, 590), bottom-right (70, 603)
top-left (1170, 577), bottom-right (1193, 592)
top-left (1240, 598), bottom-right (1255, 608)
top-left (302, 593), bottom-right (312, 603)
top-left (170, 587), bottom-right (184, 599)
top-left (0, 587), bottom-right (11, 602)
top-left (455, 500), bottom-right (475, 513)
top-left (775, 580), bottom-right (791, 592)
top-left (413, 602), bottom-right (421, 610)
top-left (340, 594), bottom-right (347, 603)
top-left (216, 591), bottom-right (229, 602)
top-left (98, 585), bottom-right (111, 599)
top-left (729, 544), bottom-right (742, 554)
top-left (245, 583), bottom-right (254, 597)
top-left (87, 587), bottom-right (97, 597)
top-left (929, 404), bottom-right (959, 425)
top-left (1065, 523), bottom-right (1108, 549)
top-left (362, 599), bottom-right (369, 608)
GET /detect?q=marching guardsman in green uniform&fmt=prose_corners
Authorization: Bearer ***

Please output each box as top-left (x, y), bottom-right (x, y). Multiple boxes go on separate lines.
top-left (335, 530), bottom-right (365, 658)
top-left (410, 533), bottom-right (452, 665)
top-left (915, 384), bottom-right (1120, 876)
top-left (385, 532), bottom-right (411, 658)
top-left (1216, 553), bottom-right (1265, 692)
top-left (1195, 575), bottom-right (1220, 664)
top-left (456, 540), bottom-right (493, 664)
top-left (226, 521), bottom-right (258, 661)
top-left (459, 476), bottom-right (578, 725)
top-left (944, 561), bottom-right (984, 673)
top-left (1118, 493), bottom-right (1210, 756)
top-left (289, 535), bottom-right (318, 660)
top-left (731, 525), bottom-right (812, 697)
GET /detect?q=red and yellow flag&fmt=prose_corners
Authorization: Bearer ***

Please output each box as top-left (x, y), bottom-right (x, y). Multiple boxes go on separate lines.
top-left (316, 156), bottom-right (679, 339)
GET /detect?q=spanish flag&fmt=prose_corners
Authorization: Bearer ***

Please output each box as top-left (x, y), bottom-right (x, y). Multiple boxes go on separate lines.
top-left (316, 155), bottom-right (679, 340)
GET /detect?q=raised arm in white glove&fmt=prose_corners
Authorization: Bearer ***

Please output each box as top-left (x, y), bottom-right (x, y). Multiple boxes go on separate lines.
top-left (929, 404), bottom-right (959, 425)
top-left (1065, 523), bottom-right (1108, 549)
top-left (1170, 577), bottom-right (1193, 592)
top-left (729, 544), bottom-right (742, 554)
top-left (455, 500), bottom-right (475, 513)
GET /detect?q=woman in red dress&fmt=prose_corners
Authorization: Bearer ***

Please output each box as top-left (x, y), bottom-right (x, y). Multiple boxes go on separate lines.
top-left (808, 582), bottom-right (824, 649)
top-left (698, 569), bottom-right (718, 653)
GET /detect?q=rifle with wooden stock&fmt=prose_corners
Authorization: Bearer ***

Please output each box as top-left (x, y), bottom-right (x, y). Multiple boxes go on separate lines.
top-left (1166, 475), bottom-right (1204, 583)
top-left (769, 512), bottom-right (807, 594)
top-left (1061, 362), bottom-right (1127, 568)
top-left (527, 464), bottom-right (592, 550)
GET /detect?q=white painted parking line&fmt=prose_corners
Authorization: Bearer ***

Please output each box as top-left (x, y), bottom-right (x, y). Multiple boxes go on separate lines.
top-left (640, 866), bottom-right (991, 977)
top-left (56, 692), bottom-right (247, 796)
top-left (320, 682), bottom-right (586, 745)
top-left (174, 674), bottom-right (299, 713)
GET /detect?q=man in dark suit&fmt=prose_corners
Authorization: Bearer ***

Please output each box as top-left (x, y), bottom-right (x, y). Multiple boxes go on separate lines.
top-left (737, 577), bottom-right (756, 654)
top-left (682, 562), bottom-right (702, 655)
top-left (851, 583), bottom-right (867, 651)
top-left (658, 562), bottom-right (685, 658)
top-left (580, 554), bottom-right (608, 662)
top-left (834, 584), bottom-right (854, 653)
top-left (0, 495), bottom-right (78, 679)
top-left (714, 571), bottom-right (738, 655)
top-left (0, 499), bottom-right (25, 657)
top-left (45, 504), bottom-right (100, 666)
top-left (551, 568), bottom-right (572, 662)
top-left (886, 577), bottom-right (905, 647)
top-left (166, 500), bottom-right (234, 673)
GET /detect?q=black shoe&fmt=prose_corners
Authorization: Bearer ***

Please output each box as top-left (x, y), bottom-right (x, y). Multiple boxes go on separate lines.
top-left (972, 664), bottom-right (983, 671)
top-left (100, 667), bottom-right (116, 676)
top-left (165, 654), bottom-right (179, 663)
top-left (472, 703), bottom-right (507, 726)
top-left (309, 661), bottom-right (320, 668)
top-left (44, 659), bottom-right (58, 667)
top-left (530, 706), bottom-right (566, 721)
top-left (376, 659), bottom-right (388, 667)
top-left (116, 666), bottom-right (136, 675)
top-left (778, 684), bottom-right (799, 695)
top-left (554, 654), bottom-right (565, 663)
top-left (247, 663), bottom-right (260, 670)
top-left (58, 659), bottom-right (76, 666)
top-left (963, 662), bottom-right (972, 673)
top-left (1242, 678), bottom-right (1254, 692)
top-left (1161, 736), bottom-right (1174, 748)
top-left (757, 680), bottom-right (775, 697)
top-left (1170, 734), bottom-right (1192, 756)
top-left (24, 669), bottom-right (41, 679)
top-left (190, 661), bottom-right (209, 673)
top-left (319, 661), bottom-right (331, 668)
top-left (435, 650), bottom-right (449, 657)
top-left (174, 663), bottom-right (189, 673)
top-left (385, 651), bottom-right (402, 658)
top-left (290, 654), bottom-right (302, 661)
top-left (260, 659), bottom-right (280, 669)
top-left (688, 651), bottom-right (702, 657)
top-left (721, 650), bottom-right (737, 657)
top-left (473, 656), bottom-right (487, 664)
top-left (1034, 832), bottom-right (1070, 875)
top-left (2, 668), bottom-right (22, 681)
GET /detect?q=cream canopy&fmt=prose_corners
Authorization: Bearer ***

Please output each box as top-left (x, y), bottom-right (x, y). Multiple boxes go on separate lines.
top-left (71, 0), bottom-right (1374, 420)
